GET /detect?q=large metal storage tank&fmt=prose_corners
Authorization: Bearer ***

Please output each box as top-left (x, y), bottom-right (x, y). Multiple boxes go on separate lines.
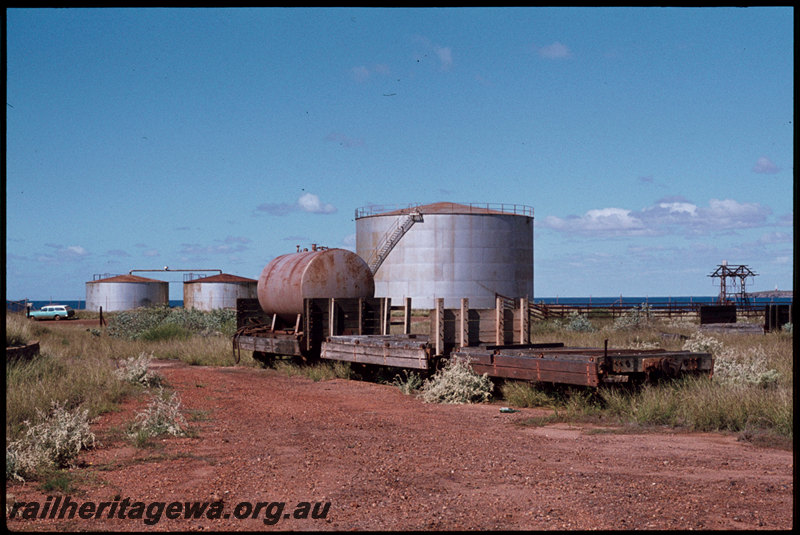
top-left (258, 248), bottom-right (374, 318)
top-left (183, 273), bottom-right (258, 311)
top-left (356, 202), bottom-right (533, 309)
top-left (85, 274), bottom-right (169, 312)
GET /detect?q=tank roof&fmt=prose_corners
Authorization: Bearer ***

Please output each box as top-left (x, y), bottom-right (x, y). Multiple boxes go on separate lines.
top-left (184, 273), bottom-right (257, 284)
top-left (356, 202), bottom-right (533, 218)
top-left (87, 274), bottom-right (166, 284)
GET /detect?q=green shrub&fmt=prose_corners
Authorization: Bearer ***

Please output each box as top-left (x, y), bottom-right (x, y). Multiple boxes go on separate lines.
top-left (107, 306), bottom-right (172, 339)
top-left (420, 358), bottom-right (493, 404)
top-left (392, 370), bottom-right (424, 395)
top-left (107, 307), bottom-right (236, 340)
top-left (612, 304), bottom-right (653, 330)
top-left (565, 311), bottom-right (594, 332)
top-left (500, 381), bottom-right (557, 408)
top-left (140, 323), bottom-right (192, 342)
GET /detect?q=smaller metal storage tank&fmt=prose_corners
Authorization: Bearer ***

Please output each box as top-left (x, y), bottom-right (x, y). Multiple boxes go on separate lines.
top-left (85, 274), bottom-right (169, 312)
top-left (183, 273), bottom-right (258, 311)
top-left (258, 248), bottom-right (374, 319)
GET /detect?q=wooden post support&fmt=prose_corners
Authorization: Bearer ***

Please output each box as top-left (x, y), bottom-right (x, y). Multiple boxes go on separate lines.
top-left (403, 297), bottom-right (412, 335)
top-left (519, 298), bottom-right (529, 344)
top-left (271, 313), bottom-right (277, 331)
top-left (495, 296), bottom-right (504, 346)
top-left (459, 298), bottom-right (469, 348)
top-left (381, 297), bottom-right (391, 335)
top-left (328, 298), bottom-right (337, 336)
top-left (358, 298), bottom-right (364, 335)
top-left (303, 299), bottom-right (311, 351)
top-left (295, 313), bottom-right (302, 335)
top-left (435, 298), bottom-right (445, 356)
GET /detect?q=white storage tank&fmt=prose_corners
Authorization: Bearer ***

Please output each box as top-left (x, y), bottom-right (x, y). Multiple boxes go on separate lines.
top-left (85, 274), bottom-right (169, 312)
top-left (356, 202), bottom-right (533, 309)
top-left (183, 273), bottom-right (258, 311)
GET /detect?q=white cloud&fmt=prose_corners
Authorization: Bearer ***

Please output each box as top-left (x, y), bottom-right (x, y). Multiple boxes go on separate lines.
top-left (538, 42), bottom-right (572, 59)
top-left (704, 198), bottom-right (770, 228)
top-left (255, 193), bottom-right (337, 216)
top-left (543, 198), bottom-right (771, 237)
top-left (65, 245), bottom-right (88, 257)
top-left (752, 156), bottom-right (780, 174)
top-left (341, 233), bottom-right (356, 248)
top-left (435, 46), bottom-right (453, 70)
top-left (42, 244), bottom-right (90, 261)
top-left (657, 201), bottom-right (697, 215)
top-left (350, 64), bottom-right (392, 83)
top-left (298, 193), bottom-right (337, 214)
top-left (543, 207), bottom-right (650, 236)
top-left (351, 65), bottom-right (370, 83)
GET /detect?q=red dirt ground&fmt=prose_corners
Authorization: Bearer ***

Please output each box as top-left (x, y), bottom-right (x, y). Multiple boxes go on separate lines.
top-left (6, 359), bottom-right (793, 531)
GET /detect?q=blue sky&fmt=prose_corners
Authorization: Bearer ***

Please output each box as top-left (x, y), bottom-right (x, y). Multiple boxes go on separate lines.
top-left (5, 7), bottom-right (794, 300)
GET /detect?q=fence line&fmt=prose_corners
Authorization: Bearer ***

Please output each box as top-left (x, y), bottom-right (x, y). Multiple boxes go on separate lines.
top-left (528, 301), bottom-right (773, 321)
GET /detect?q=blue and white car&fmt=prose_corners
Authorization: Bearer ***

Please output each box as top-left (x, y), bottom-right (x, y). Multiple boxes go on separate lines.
top-left (28, 305), bottom-right (75, 321)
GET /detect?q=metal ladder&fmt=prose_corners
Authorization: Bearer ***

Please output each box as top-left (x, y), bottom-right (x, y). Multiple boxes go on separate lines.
top-left (367, 211), bottom-right (423, 274)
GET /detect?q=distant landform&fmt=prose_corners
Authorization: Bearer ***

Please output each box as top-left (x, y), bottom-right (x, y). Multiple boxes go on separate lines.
top-left (746, 290), bottom-right (793, 298)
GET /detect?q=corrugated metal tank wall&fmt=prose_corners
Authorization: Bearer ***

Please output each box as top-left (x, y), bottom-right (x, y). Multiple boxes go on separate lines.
top-left (356, 203), bottom-right (533, 309)
top-left (85, 275), bottom-right (169, 311)
top-left (183, 274), bottom-right (258, 311)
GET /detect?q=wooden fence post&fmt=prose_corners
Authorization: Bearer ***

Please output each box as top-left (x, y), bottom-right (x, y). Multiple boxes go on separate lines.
top-left (459, 298), bottom-right (469, 348)
top-left (403, 297), bottom-right (412, 335)
top-left (435, 298), bottom-right (445, 356)
top-left (519, 298), bottom-right (529, 344)
top-left (495, 297), bottom-right (504, 346)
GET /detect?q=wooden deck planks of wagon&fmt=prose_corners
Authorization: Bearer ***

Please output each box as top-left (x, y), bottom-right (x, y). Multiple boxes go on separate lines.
top-left (454, 344), bottom-right (714, 387)
top-left (322, 334), bottom-right (434, 370)
top-left (233, 296), bottom-right (394, 364)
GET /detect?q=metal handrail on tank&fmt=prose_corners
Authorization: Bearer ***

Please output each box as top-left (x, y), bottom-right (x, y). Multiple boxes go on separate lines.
top-left (355, 202), bottom-right (533, 219)
top-left (129, 268), bottom-right (223, 276)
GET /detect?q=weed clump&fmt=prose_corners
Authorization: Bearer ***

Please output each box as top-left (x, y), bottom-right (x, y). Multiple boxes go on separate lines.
top-left (612, 304), bottom-right (653, 330)
top-left (681, 332), bottom-right (779, 387)
top-left (500, 381), bottom-right (556, 408)
top-left (682, 331), bottom-right (724, 355)
top-left (392, 370), bottom-right (424, 395)
top-left (114, 352), bottom-right (162, 387)
top-left (128, 388), bottom-right (188, 444)
top-left (714, 346), bottom-right (780, 388)
top-left (6, 402), bottom-right (95, 481)
top-left (419, 358), bottom-right (493, 404)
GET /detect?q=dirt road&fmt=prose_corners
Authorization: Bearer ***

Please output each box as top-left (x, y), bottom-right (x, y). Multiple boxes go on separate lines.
top-left (6, 359), bottom-right (793, 531)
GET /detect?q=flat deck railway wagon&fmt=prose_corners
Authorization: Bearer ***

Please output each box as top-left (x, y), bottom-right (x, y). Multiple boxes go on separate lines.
top-left (233, 249), bottom-right (714, 387)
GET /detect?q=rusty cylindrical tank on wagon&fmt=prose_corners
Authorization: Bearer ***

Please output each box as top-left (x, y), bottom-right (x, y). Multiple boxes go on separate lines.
top-left (257, 248), bottom-right (375, 319)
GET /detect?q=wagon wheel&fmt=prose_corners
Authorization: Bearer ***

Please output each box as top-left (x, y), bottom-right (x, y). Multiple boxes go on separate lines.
top-left (54, 315), bottom-right (61, 320)
top-left (252, 351), bottom-right (276, 368)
